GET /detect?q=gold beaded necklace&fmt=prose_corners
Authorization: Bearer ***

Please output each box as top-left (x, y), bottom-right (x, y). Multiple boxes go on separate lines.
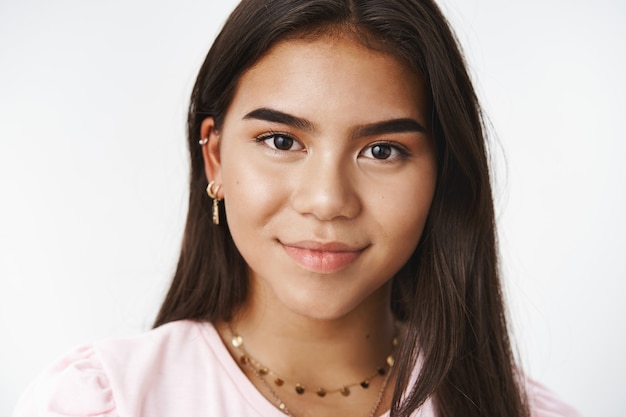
top-left (228, 326), bottom-right (398, 416)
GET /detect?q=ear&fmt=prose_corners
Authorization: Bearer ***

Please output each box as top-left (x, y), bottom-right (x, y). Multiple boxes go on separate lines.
top-left (200, 117), bottom-right (224, 199)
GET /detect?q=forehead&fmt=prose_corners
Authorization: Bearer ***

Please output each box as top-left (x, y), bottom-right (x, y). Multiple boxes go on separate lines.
top-left (224, 33), bottom-right (429, 128)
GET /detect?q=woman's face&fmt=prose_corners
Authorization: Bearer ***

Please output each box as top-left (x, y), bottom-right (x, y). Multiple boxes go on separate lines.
top-left (203, 33), bottom-right (437, 321)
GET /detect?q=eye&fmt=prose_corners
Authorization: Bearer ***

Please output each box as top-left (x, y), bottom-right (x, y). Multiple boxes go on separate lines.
top-left (255, 132), bottom-right (304, 152)
top-left (360, 142), bottom-right (408, 160)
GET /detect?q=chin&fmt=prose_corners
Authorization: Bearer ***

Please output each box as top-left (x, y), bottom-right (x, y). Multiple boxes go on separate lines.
top-left (278, 287), bottom-right (374, 322)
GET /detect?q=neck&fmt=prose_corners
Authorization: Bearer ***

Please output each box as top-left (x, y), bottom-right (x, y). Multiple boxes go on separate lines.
top-left (221, 282), bottom-right (396, 387)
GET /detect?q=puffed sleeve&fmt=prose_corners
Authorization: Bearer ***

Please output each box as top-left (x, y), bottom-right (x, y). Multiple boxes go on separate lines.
top-left (13, 345), bottom-right (118, 417)
top-left (527, 378), bottom-right (583, 417)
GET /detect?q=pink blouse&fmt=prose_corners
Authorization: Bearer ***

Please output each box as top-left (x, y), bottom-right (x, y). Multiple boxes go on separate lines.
top-left (13, 320), bottom-right (582, 417)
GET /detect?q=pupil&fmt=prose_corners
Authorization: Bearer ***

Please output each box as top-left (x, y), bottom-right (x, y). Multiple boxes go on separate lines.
top-left (274, 135), bottom-right (293, 150)
top-left (372, 145), bottom-right (391, 159)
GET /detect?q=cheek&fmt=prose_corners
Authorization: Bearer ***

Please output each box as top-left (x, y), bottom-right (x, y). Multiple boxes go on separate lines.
top-left (374, 175), bottom-right (436, 249)
top-left (221, 143), bottom-right (259, 198)
top-left (220, 153), bottom-right (284, 239)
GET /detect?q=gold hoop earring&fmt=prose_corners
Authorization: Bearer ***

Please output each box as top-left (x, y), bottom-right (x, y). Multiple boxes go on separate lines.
top-left (206, 180), bottom-right (223, 225)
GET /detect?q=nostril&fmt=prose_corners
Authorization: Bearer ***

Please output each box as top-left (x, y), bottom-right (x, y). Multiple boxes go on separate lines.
top-left (291, 174), bottom-right (361, 221)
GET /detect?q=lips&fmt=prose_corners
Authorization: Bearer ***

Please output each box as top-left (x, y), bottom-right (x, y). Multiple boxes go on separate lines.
top-left (281, 241), bottom-right (367, 274)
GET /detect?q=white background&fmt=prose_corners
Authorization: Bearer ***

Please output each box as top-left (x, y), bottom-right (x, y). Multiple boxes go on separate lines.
top-left (1, 0), bottom-right (624, 415)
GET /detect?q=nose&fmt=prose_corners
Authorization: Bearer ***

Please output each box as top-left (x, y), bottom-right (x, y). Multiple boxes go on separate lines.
top-left (291, 153), bottom-right (361, 221)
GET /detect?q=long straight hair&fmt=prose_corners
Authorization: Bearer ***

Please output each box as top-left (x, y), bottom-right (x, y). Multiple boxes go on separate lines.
top-left (155, 1), bottom-right (528, 416)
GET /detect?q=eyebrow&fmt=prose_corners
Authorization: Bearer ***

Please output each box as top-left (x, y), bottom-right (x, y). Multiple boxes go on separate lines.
top-left (243, 107), bottom-right (426, 137)
top-left (352, 118), bottom-right (426, 138)
top-left (243, 108), bottom-right (316, 132)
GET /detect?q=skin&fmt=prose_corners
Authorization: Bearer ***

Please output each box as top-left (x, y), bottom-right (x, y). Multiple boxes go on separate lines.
top-left (201, 33), bottom-right (437, 417)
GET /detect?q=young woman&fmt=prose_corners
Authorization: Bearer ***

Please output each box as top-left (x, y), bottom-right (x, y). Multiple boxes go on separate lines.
top-left (14, 0), bottom-right (581, 416)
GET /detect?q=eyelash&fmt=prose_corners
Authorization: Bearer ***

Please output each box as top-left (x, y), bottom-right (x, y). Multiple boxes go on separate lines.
top-left (360, 141), bottom-right (411, 161)
top-left (254, 132), bottom-right (410, 161)
top-left (254, 131), bottom-right (303, 152)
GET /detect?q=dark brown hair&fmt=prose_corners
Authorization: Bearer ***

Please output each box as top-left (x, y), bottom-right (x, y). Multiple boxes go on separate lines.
top-left (155, 1), bottom-right (528, 416)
